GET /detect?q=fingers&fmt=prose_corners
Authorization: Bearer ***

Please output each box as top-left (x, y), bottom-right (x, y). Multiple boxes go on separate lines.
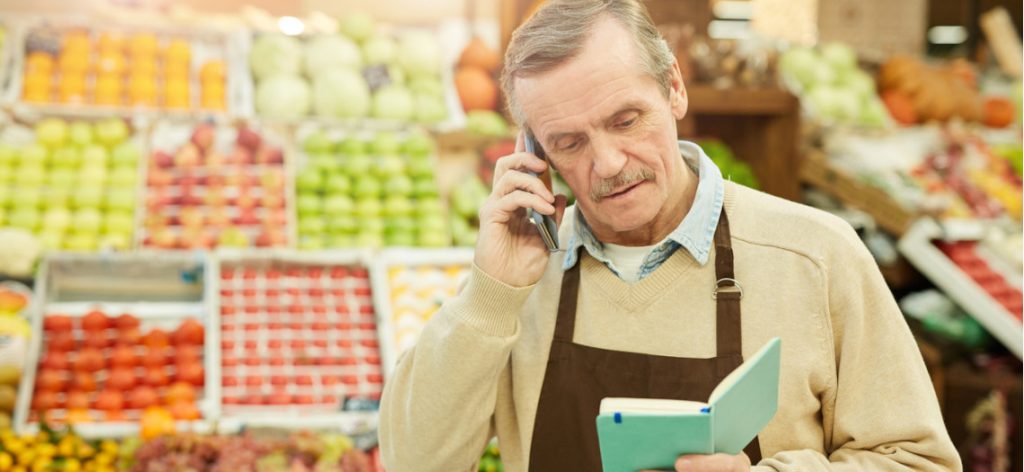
top-left (493, 169), bottom-right (555, 204)
top-left (493, 134), bottom-right (548, 188)
top-left (489, 190), bottom-right (556, 222)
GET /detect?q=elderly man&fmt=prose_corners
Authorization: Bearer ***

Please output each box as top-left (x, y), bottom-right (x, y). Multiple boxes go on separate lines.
top-left (380, 1), bottom-right (960, 471)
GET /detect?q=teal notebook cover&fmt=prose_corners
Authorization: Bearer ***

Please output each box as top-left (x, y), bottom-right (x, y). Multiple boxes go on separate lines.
top-left (595, 337), bottom-right (781, 472)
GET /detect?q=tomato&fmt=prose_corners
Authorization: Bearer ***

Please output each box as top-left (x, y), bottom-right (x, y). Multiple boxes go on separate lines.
top-left (72, 371), bottom-right (97, 392)
top-left (107, 368), bottom-right (136, 391)
top-left (93, 390), bottom-right (124, 411)
top-left (81, 309), bottom-right (111, 332)
top-left (165, 381), bottom-right (196, 405)
top-left (43, 315), bottom-right (73, 332)
top-left (141, 329), bottom-right (170, 349)
top-left (35, 369), bottom-right (66, 392)
top-left (74, 348), bottom-right (106, 373)
top-left (47, 332), bottom-right (77, 351)
top-left (168, 401), bottom-right (201, 420)
top-left (176, 362), bottom-right (204, 386)
top-left (116, 314), bottom-right (141, 331)
top-left (140, 407), bottom-right (177, 439)
top-left (66, 391), bottom-right (91, 410)
top-left (128, 386), bottom-right (159, 410)
top-left (39, 351), bottom-right (69, 371)
top-left (110, 345), bottom-right (137, 368)
top-left (172, 319), bottom-right (205, 346)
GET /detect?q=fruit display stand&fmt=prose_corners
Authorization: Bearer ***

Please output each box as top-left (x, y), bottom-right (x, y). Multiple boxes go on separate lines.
top-left (293, 123), bottom-right (449, 250)
top-left (212, 250), bottom-right (382, 435)
top-left (138, 120), bottom-right (293, 250)
top-left (369, 248), bottom-right (473, 378)
top-left (14, 252), bottom-right (215, 438)
top-left (0, 113), bottom-right (145, 252)
top-left (5, 20), bottom-right (242, 116)
top-left (898, 218), bottom-right (1023, 358)
top-left (242, 23), bottom-right (465, 132)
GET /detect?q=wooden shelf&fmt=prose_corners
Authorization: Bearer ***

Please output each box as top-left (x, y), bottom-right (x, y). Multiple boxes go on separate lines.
top-left (687, 86), bottom-right (799, 115)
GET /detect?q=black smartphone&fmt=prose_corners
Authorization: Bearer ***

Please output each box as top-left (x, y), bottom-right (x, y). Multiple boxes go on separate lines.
top-left (523, 133), bottom-right (560, 252)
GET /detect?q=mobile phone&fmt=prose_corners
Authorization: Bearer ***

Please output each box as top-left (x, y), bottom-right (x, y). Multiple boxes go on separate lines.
top-left (523, 133), bottom-right (560, 252)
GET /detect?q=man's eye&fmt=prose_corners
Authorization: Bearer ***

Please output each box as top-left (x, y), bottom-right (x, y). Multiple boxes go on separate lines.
top-left (616, 117), bottom-right (637, 129)
top-left (559, 139), bottom-right (581, 152)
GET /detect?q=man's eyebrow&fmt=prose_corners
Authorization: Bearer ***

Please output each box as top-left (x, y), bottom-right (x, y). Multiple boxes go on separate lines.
top-left (543, 101), bottom-right (648, 149)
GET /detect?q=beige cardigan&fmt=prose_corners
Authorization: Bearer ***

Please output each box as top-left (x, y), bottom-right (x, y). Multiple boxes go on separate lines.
top-left (380, 182), bottom-right (961, 471)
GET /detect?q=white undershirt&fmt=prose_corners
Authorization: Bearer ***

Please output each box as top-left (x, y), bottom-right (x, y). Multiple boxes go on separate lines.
top-left (602, 242), bottom-right (659, 283)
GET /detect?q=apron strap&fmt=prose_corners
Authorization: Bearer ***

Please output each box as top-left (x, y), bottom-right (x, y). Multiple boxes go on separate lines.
top-left (553, 260), bottom-right (581, 342)
top-left (713, 211), bottom-right (743, 358)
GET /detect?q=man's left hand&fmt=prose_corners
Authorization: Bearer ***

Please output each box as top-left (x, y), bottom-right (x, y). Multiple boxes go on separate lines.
top-left (639, 452), bottom-right (751, 472)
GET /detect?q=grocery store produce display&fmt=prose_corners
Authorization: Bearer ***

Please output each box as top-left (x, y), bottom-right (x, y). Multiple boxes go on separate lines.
top-left (696, 139), bottom-right (759, 190)
top-left (779, 42), bottom-right (891, 128)
top-left (18, 25), bottom-right (229, 111)
top-left (250, 12), bottom-right (450, 126)
top-left (0, 283), bottom-right (32, 431)
top-left (28, 309), bottom-right (205, 425)
top-left (295, 128), bottom-right (447, 249)
top-left (0, 426), bottom-right (127, 472)
top-left (0, 117), bottom-right (140, 251)
top-left (141, 121), bottom-right (289, 250)
top-left (217, 257), bottom-right (384, 413)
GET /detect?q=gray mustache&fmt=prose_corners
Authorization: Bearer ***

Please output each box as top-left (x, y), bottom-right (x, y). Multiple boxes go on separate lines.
top-left (590, 168), bottom-right (655, 202)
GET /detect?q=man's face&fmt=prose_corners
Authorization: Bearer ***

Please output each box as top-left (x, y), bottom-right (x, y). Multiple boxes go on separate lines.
top-left (515, 16), bottom-right (688, 241)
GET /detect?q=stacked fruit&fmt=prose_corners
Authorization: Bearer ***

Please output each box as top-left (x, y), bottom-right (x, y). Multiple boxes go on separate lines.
top-left (0, 284), bottom-right (31, 431)
top-left (478, 439), bottom-right (504, 472)
top-left (936, 241), bottom-right (1023, 320)
top-left (142, 122), bottom-right (289, 249)
top-left (218, 262), bottom-right (384, 411)
top-left (0, 428), bottom-right (123, 472)
top-left (0, 117), bottom-right (140, 251)
top-left (29, 309), bottom-right (205, 425)
top-left (295, 129), bottom-right (448, 249)
top-left (21, 27), bottom-right (227, 110)
top-left (387, 262), bottom-right (470, 354)
top-left (249, 11), bottom-right (448, 125)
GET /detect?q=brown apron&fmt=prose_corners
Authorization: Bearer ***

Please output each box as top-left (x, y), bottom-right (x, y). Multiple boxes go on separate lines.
top-left (528, 210), bottom-right (761, 471)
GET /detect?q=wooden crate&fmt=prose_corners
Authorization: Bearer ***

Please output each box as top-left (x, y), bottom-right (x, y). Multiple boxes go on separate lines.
top-left (800, 149), bottom-right (915, 236)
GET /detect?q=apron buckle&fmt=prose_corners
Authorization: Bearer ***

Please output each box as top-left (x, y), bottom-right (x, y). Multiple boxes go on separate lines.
top-left (712, 277), bottom-right (743, 300)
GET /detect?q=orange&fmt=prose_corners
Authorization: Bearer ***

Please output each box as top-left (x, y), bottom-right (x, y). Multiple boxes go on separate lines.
top-left (95, 53), bottom-right (125, 75)
top-left (200, 92), bottom-right (226, 110)
top-left (129, 33), bottom-right (159, 58)
top-left (97, 32), bottom-right (125, 55)
top-left (59, 74), bottom-right (87, 103)
top-left (25, 52), bottom-right (55, 75)
top-left (93, 73), bottom-right (122, 105)
top-left (23, 71), bottom-right (52, 93)
top-left (62, 31), bottom-right (92, 55)
top-left (199, 60), bottom-right (225, 83)
top-left (200, 80), bottom-right (224, 100)
top-left (163, 78), bottom-right (190, 109)
top-left (164, 39), bottom-right (191, 64)
top-left (23, 81), bottom-right (50, 103)
top-left (140, 407), bottom-right (176, 439)
top-left (128, 75), bottom-right (157, 106)
top-left (164, 60), bottom-right (190, 82)
top-left (132, 57), bottom-right (158, 77)
top-left (57, 52), bottom-right (90, 76)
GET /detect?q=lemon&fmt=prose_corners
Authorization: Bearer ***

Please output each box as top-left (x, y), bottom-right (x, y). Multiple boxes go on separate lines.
top-left (76, 444), bottom-right (95, 459)
top-left (29, 457), bottom-right (50, 472)
top-left (33, 444), bottom-right (55, 458)
top-left (0, 452), bottom-right (12, 470)
top-left (15, 450), bottom-right (33, 467)
top-left (98, 440), bottom-right (117, 455)
top-left (63, 458), bottom-right (81, 472)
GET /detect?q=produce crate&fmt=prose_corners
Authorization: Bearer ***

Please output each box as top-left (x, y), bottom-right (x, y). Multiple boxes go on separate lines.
top-left (137, 119), bottom-right (294, 250)
top-left (898, 219), bottom-right (1023, 359)
top-left (5, 20), bottom-right (245, 117)
top-left (212, 250), bottom-right (382, 433)
top-left (0, 111), bottom-right (147, 252)
top-left (800, 149), bottom-right (915, 236)
top-left (369, 248), bottom-right (473, 378)
top-left (240, 26), bottom-right (465, 132)
top-left (292, 122), bottom-right (449, 250)
top-left (14, 252), bottom-right (215, 438)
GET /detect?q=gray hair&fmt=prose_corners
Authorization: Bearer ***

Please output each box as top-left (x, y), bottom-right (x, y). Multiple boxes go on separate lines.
top-left (500, 0), bottom-right (676, 128)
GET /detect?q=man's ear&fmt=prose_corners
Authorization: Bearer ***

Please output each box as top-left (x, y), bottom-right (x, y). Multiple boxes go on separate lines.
top-left (668, 60), bottom-right (688, 120)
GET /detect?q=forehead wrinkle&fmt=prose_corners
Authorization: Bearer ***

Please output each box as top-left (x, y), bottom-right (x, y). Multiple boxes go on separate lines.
top-left (531, 75), bottom-right (645, 146)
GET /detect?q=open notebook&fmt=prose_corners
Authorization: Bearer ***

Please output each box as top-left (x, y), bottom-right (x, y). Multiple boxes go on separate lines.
top-left (596, 337), bottom-right (781, 472)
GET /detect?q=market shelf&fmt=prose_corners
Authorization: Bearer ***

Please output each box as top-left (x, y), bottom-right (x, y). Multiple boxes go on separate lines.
top-left (898, 219), bottom-right (1023, 358)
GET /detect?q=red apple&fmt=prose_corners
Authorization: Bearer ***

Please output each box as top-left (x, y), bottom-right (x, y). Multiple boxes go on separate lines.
top-left (191, 123), bottom-right (215, 151)
top-left (175, 143), bottom-right (201, 168)
top-left (255, 146), bottom-right (283, 165)
top-left (153, 151), bottom-right (175, 168)
top-left (228, 147), bottom-right (251, 165)
top-left (236, 126), bottom-right (262, 152)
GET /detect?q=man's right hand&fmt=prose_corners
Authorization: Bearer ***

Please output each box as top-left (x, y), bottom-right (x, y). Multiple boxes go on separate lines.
top-left (474, 132), bottom-right (568, 287)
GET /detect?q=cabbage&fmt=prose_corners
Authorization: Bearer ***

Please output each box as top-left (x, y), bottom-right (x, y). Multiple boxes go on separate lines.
top-left (414, 92), bottom-right (447, 123)
top-left (807, 86), bottom-right (860, 122)
top-left (250, 34), bottom-right (303, 80)
top-left (340, 11), bottom-right (375, 42)
top-left (820, 42), bottom-right (858, 73)
top-left (256, 75), bottom-right (311, 119)
top-left (408, 76), bottom-right (443, 96)
top-left (313, 68), bottom-right (371, 118)
top-left (840, 69), bottom-right (876, 99)
top-left (304, 35), bottom-right (362, 75)
top-left (397, 31), bottom-right (441, 77)
top-left (372, 85), bottom-right (415, 121)
top-left (362, 36), bottom-right (397, 65)
top-left (779, 47), bottom-right (818, 89)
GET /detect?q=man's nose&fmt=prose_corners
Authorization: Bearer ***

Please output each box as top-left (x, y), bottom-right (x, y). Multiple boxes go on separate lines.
top-left (590, 134), bottom-right (627, 179)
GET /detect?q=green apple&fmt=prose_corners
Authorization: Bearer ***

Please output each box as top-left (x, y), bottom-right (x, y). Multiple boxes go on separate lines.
top-left (402, 131), bottom-right (435, 157)
top-left (10, 188), bottom-right (42, 209)
top-left (361, 217), bottom-right (385, 234)
top-left (95, 118), bottom-right (129, 147)
top-left (382, 195), bottom-right (414, 218)
top-left (327, 215), bottom-right (358, 234)
top-left (0, 165), bottom-right (11, 185)
top-left (107, 167), bottom-right (138, 188)
top-left (42, 189), bottom-right (70, 209)
top-left (386, 232), bottom-right (416, 247)
top-left (71, 208), bottom-right (103, 234)
top-left (50, 147), bottom-right (81, 169)
top-left (63, 233), bottom-right (98, 251)
top-left (384, 175), bottom-right (414, 197)
top-left (104, 211), bottom-right (135, 234)
top-left (296, 169), bottom-right (323, 194)
top-left (0, 187), bottom-right (8, 207)
top-left (72, 186), bottom-right (105, 209)
top-left (295, 194), bottom-right (322, 216)
top-left (354, 198), bottom-right (381, 218)
top-left (336, 137), bottom-right (367, 156)
top-left (80, 144), bottom-right (109, 168)
top-left (369, 131), bottom-right (401, 155)
top-left (373, 155), bottom-right (406, 178)
top-left (413, 179), bottom-right (439, 198)
top-left (18, 144), bottom-right (48, 166)
top-left (417, 229), bottom-right (449, 248)
top-left (8, 208), bottom-right (40, 230)
top-left (385, 216), bottom-right (416, 235)
top-left (323, 194), bottom-right (355, 216)
top-left (68, 122), bottom-right (94, 147)
top-left (98, 233), bottom-right (132, 251)
top-left (110, 142), bottom-right (142, 168)
top-left (41, 207), bottom-right (72, 231)
top-left (297, 235), bottom-right (324, 250)
top-left (104, 188), bottom-right (136, 212)
top-left (47, 168), bottom-right (77, 188)
top-left (37, 231), bottom-right (64, 250)
top-left (35, 118), bottom-right (68, 148)
top-left (310, 153), bottom-right (340, 173)
top-left (79, 166), bottom-right (107, 186)
top-left (15, 163), bottom-right (46, 187)
top-left (325, 233), bottom-right (356, 248)
top-left (324, 173), bottom-right (352, 195)
top-left (303, 130), bottom-right (333, 154)
top-left (407, 157), bottom-right (434, 178)
top-left (298, 217), bottom-right (326, 235)
top-left (353, 176), bottom-right (381, 199)
top-left (343, 154), bottom-right (373, 176)
top-left (355, 230), bottom-right (384, 248)
top-left (0, 144), bottom-right (16, 166)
